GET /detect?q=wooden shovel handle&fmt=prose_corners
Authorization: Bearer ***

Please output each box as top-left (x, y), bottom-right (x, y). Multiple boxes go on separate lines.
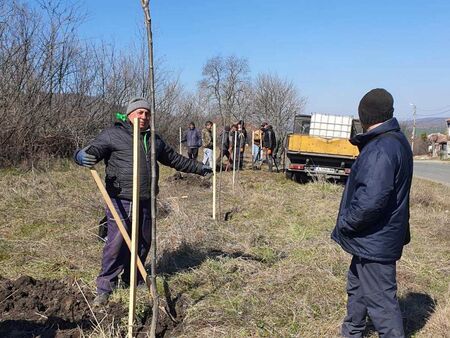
top-left (90, 169), bottom-right (150, 286)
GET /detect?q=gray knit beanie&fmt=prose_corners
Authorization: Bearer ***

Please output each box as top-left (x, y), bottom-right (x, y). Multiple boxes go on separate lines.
top-left (126, 97), bottom-right (151, 115)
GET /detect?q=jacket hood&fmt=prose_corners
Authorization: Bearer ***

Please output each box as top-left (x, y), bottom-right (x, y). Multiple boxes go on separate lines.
top-left (350, 117), bottom-right (401, 150)
top-left (115, 119), bottom-right (131, 130)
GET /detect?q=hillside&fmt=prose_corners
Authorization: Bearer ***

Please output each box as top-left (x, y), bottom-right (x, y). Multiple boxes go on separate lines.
top-left (401, 117), bottom-right (449, 135)
top-left (0, 161), bottom-right (449, 337)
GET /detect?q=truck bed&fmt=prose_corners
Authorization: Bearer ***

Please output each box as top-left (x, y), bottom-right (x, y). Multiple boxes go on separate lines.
top-left (287, 134), bottom-right (358, 159)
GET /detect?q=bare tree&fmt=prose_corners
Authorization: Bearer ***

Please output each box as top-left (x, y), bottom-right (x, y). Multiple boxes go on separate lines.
top-left (199, 55), bottom-right (251, 125)
top-left (251, 73), bottom-right (307, 153)
top-left (0, 0), bottom-right (192, 167)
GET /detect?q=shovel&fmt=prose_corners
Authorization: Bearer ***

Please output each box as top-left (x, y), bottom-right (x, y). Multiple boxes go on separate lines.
top-left (90, 169), bottom-right (152, 295)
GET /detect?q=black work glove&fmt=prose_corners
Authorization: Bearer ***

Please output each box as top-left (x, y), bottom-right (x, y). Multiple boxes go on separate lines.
top-left (201, 164), bottom-right (213, 176)
top-left (75, 146), bottom-right (98, 168)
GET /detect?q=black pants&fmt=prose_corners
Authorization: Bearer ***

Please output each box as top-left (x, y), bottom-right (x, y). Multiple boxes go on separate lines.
top-left (342, 256), bottom-right (404, 338)
top-left (232, 147), bottom-right (244, 169)
top-left (187, 147), bottom-right (199, 160)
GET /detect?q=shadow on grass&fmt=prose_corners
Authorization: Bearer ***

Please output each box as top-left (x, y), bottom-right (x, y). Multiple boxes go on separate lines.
top-left (0, 317), bottom-right (90, 338)
top-left (363, 292), bottom-right (436, 337)
top-left (155, 241), bottom-right (265, 276)
top-left (401, 292), bottom-right (436, 337)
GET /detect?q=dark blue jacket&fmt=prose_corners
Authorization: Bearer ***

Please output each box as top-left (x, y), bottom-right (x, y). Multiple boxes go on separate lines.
top-left (182, 128), bottom-right (202, 148)
top-left (331, 118), bottom-right (413, 262)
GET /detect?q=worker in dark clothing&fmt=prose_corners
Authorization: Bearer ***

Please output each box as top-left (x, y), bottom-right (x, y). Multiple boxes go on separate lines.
top-left (74, 97), bottom-right (212, 307)
top-left (217, 125), bottom-right (231, 171)
top-left (263, 124), bottom-right (277, 172)
top-left (331, 89), bottom-right (413, 338)
top-left (181, 122), bottom-right (202, 160)
top-left (227, 124), bottom-right (239, 170)
top-left (236, 120), bottom-right (247, 170)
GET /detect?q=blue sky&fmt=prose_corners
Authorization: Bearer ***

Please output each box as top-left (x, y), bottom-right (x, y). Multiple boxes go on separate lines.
top-left (73, 0), bottom-right (450, 120)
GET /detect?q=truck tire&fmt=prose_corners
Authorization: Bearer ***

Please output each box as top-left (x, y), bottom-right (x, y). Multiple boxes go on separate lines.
top-left (286, 170), bottom-right (294, 180)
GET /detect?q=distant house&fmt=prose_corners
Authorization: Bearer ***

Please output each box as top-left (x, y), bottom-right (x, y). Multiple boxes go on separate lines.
top-left (447, 119), bottom-right (450, 159)
top-left (428, 119), bottom-right (450, 159)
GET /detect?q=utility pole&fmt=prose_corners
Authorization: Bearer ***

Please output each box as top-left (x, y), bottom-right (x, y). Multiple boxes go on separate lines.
top-left (410, 103), bottom-right (416, 153)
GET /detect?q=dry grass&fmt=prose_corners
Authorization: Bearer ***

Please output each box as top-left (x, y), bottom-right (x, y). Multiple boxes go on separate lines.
top-left (0, 158), bottom-right (449, 337)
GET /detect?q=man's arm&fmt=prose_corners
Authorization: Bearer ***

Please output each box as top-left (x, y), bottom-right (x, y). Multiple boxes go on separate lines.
top-left (340, 149), bottom-right (395, 234)
top-left (157, 136), bottom-right (204, 174)
top-left (73, 129), bottom-right (113, 167)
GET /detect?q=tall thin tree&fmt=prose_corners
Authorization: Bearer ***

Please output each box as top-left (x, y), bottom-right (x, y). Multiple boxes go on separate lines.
top-left (140, 1), bottom-right (158, 337)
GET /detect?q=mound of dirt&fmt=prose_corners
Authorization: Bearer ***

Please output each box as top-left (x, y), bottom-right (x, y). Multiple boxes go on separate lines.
top-left (166, 172), bottom-right (211, 188)
top-left (0, 275), bottom-right (126, 337)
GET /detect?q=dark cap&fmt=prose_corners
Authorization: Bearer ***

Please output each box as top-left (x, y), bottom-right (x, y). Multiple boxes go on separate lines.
top-left (358, 88), bottom-right (394, 126)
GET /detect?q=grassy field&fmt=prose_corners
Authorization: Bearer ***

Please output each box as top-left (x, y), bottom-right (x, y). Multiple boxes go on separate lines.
top-left (0, 160), bottom-right (449, 337)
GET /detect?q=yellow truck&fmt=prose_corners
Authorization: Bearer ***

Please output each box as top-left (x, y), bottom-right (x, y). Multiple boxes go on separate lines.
top-left (285, 113), bottom-right (362, 181)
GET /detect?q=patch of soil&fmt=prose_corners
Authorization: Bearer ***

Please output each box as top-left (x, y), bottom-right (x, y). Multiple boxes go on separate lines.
top-left (137, 293), bottom-right (189, 338)
top-left (157, 200), bottom-right (172, 219)
top-left (0, 275), bottom-right (126, 337)
top-left (166, 172), bottom-right (211, 188)
top-left (0, 275), bottom-right (187, 338)
top-left (223, 206), bottom-right (240, 221)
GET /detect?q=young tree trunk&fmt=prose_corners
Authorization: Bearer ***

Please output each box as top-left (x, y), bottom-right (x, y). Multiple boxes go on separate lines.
top-left (140, 1), bottom-right (159, 337)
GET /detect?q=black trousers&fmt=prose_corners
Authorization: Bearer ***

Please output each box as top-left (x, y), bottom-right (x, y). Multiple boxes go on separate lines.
top-left (187, 147), bottom-right (199, 160)
top-left (342, 256), bottom-right (404, 338)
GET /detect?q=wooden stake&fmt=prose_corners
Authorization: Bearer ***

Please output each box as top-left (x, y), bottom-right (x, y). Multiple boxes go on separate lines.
top-left (128, 118), bottom-right (141, 338)
top-left (232, 131), bottom-right (237, 190)
top-left (90, 169), bottom-right (149, 285)
top-left (212, 123), bottom-right (216, 219)
top-left (179, 126), bottom-right (182, 154)
top-left (251, 131), bottom-right (255, 163)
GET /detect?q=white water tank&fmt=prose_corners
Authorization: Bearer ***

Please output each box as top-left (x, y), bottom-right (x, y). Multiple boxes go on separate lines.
top-left (310, 113), bottom-right (353, 139)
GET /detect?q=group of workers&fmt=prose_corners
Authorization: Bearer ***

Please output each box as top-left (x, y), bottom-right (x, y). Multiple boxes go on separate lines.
top-left (181, 120), bottom-right (278, 172)
top-left (74, 88), bottom-right (413, 338)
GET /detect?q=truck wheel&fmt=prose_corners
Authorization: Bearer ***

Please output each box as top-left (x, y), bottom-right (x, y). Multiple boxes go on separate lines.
top-left (296, 172), bottom-right (308, 184)
top-left (286, 170), bottom-right (294, 180)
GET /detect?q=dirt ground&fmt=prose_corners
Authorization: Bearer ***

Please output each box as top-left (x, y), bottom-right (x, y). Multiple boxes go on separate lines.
top-left (0, 275), bottom-right (125, 337)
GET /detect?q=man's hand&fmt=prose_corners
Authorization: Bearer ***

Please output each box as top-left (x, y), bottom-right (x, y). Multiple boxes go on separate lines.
top-left (201, 164), bottom-right (213, 176)
top-left (76, 146), bottom-right (98, 168)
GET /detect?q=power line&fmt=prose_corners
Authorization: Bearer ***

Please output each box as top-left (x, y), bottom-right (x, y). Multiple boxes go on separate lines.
top-left (416, 108), bottom-right (450, 118)
top-left (416, 104), bottom-right (450, 112)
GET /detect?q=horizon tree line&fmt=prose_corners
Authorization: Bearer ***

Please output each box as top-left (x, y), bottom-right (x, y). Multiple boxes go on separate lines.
top-left (0, 0), bottom-right (306, 168)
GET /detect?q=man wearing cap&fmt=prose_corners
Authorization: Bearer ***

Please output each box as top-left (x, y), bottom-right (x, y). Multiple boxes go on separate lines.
top-left (332, 89), bottom-right (413, 337)
top-left (74, 97), bottom-right (212, 306)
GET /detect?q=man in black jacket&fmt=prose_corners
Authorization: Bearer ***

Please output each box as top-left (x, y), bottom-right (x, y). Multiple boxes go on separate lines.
top-left (332, 89), bottom-right (413, 337)
top-left (74, 97), bottom-right (211, 306)
top-left (262, 124), bottom-right (277, 172)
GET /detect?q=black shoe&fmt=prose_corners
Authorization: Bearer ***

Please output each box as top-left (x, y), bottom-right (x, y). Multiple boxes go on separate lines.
top-left (93, 293), bottom-right (110, 307)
